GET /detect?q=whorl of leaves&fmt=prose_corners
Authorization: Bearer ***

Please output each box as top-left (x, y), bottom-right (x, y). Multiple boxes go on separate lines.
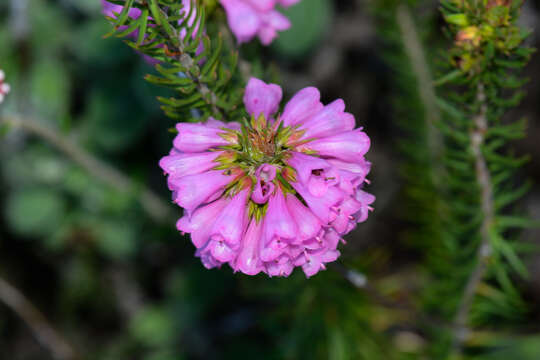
top-left (105, 0), bottom-right (244, 123)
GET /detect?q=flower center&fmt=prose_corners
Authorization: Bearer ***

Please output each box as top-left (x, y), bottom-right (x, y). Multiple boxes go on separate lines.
top-left (215, 114), bottom-right (305, 209)
top-left (222, 113), bottom-right (303, 171)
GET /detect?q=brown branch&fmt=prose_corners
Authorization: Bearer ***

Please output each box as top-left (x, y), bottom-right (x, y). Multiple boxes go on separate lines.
top-left (0, 275), bottom-right (81, 360)
top-left (1, 114), bottom-right (175, 224)
top-left (451, 82), bottom-right (494, 354)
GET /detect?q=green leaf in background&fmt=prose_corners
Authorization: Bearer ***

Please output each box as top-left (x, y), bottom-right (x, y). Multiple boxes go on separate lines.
top-left (84, 89), bottom-right (148, 152)
top-left (6, 188), bottom-right (66, 237)
top-left (96, 220), bottom-right (137, 260)
top-left (474, 335), bottom-right (540, 360)
top-left (30, 59), bottom-right (70, 124)
top-left (131, 306), bottom-right (175, 347)
top-left (272, 0), bottom-right (333, 59)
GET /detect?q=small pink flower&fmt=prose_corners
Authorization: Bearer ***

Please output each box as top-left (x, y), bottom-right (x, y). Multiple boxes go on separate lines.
top-left (252, 164), bottom-right (277, 204)
top-left (219, 0), bottom-right (300, 45)
top-left (160, 77), bottom-right (374, 277)
top-left (0, 70), bottom-right (10, 104)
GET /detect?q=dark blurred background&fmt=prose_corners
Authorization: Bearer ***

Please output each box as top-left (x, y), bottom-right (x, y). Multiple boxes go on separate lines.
top-left (1, 0), bottom-right (540, 359)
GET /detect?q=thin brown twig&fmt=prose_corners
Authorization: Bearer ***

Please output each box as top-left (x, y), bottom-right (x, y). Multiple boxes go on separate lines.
top-left (396, 4), bottom-right (444, 167)
top-left (451, 82), bottom-right (494, 354)
top-left (0, 275), bottom-right (81, 360)
top-left (1, 114), bottom-right (175, 224)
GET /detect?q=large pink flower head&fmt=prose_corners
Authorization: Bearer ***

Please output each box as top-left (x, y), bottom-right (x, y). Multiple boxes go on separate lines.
top-left (161, 78), bottom-right (374, 278)
top-left (0, 70), bottom-right (10, 104)
top-left (220, 0), bottom-right (300, 45)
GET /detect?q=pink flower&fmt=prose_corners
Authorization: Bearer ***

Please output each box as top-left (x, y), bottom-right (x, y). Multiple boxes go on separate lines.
top-left (219, 0), bottom-right (300, 45)
top-left (251, 164), bottom-right (277, 204)
top-left (160, 77), bottom-right (374, 277)
top-left (0, 70), bottom-right (10, 104)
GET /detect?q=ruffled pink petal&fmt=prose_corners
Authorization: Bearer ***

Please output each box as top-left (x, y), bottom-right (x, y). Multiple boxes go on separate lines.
top-left (286, 152), bottom-right (339, 197)
top-left (300, 99), bottom-right (355, 139)
top-left (292, 182), bottom-right (344, 224)
top-left (266, 255), bottom-right (294, 277)
top-left (177, 197), bottom-right (230, 248)
top-left (208, 239), bottom-right (237, 262)
top-left (243, 78), bottom-right (283, 119)
top-left (281, 87), bottom-right (323, 127)
top-left (354, 190), bottom-right (376, 223)
top-left (209, 189), bottom-right (249, 247)
top-left (260, 189), bottom-right (296, 261)
top-left (196, 248), bottom-right (223, 269)
top-left (168, 170), bottom-right (231, 211)
top-left (286, 194), bottom-right (322, 242)
top-left (235, 219), bottom-right (265, 275)
top-left (302, 129), bottom-right (371, 163)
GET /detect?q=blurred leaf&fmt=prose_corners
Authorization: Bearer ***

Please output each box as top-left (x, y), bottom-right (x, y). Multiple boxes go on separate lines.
top-left (70, 19), bottom-right (133, 65)
top-left (83, 88), bottom-right (148, 152)
top-left (96, 220), bottom-right (137, 260)
top-left (6, 188), bottom-right (66, 237)
top-left (131, 306), bottom-right (175, 347)
top-left (30, 59), bottom-right (70, 123)
top-left (474, 335), bottom-right (540, 360)
top-left (272, 0), bottom-right (333, 59)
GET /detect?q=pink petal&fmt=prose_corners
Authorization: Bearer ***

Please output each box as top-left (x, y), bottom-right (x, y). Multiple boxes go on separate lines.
top-left (263, 10), bottom-right (291, 31)
top-left (168, 170), bottom-right (231, 211)
top-left (174, 123), bottom-right (230, 152)
top-left (177, 197), bottom-right (230, 248)
top-left (266, 256), bottom-right (294, 277)
top-left (300, 99), bottom-right (355, 139)
top-left (281, 87), bottom-right (323, 127)
top-left (243, 78), bottom-right (283, 119)
top-left (220, 0), bottom-right (261, 44)
top-left (246, 0), bottom-right (276, 12)
top-left (209, 190), bottom-right (249, 246)
top-left (291, 182), bottom-right (343, 224)
top-left (159, 151), bottom-right (221, 176)
top-left (235, 219), bottom-right (265, 275)
top-left (303, 130), bottom-right (371, 163)
top-left (286, 194), bottom-right (322, 241)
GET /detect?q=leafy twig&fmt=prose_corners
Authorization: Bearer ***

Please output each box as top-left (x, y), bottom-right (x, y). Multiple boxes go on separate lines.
top-left (396, 4), bottom-right (443, 169)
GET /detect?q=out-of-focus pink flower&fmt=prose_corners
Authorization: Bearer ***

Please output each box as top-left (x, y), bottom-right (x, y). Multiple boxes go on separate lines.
top-left (101, 0), bottom-right (200, 64)
top-left (160, 77), bottom-right (374, 278)
top-left (0, 70), bottom-right (10, 104)
top-left (219, 0), bottom-right (300, 45)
